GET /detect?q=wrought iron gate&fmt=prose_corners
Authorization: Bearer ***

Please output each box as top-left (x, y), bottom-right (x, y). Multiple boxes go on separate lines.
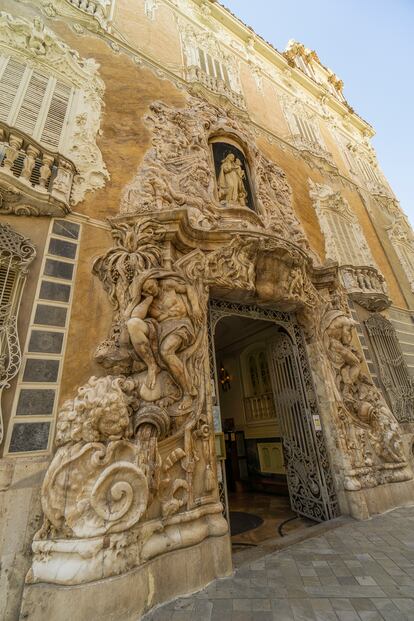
top-left (208, 300), bottom-right (339, 523)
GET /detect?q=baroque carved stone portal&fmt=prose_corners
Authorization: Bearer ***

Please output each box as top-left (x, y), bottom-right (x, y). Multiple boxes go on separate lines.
top-left (27, 96), bottom-right (412, 592)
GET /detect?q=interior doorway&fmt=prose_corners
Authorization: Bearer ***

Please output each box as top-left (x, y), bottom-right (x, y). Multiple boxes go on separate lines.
top-left (209, 301), bottom-right (339, 547)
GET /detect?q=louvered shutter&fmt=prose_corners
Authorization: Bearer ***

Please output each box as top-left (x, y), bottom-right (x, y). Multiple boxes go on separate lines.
top-left (40, 80), bottom-right (72, 148)
top-left (0, 57), bottom-right (26, 123)
top-left (15, 69), bottom-right (49, 137)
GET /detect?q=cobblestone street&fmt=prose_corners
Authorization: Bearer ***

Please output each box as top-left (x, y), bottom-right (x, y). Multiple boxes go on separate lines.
top-left (145, 506), bottom-right (414, 621)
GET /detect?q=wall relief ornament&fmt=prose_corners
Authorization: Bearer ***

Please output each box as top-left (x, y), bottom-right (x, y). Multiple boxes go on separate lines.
top-left (121, 96), bottom-right (311, 256)
top-left (0, 12), bottom-right (108, 205)
top-left (321, 308), bottom-right (412, 491)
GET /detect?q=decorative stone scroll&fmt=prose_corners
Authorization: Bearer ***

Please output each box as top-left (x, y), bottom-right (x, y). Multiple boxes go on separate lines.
top-left (121, 96), bottom-right (311, 255)
top-left (321, 307), bottom-right (412, 490)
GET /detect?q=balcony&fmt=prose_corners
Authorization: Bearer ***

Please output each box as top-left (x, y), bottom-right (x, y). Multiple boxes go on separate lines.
top-left (185, 65), bottom-right (247, 111)
top-left (0, 125), bottom-right (76, 217)
top-left (66, 0), bottom-right (111, 29)
top-left (291, 133), bottom-right (335, 167)
top-left (340, 265), bottom-right (391, 312)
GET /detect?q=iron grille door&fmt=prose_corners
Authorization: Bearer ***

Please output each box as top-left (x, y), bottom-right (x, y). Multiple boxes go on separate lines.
top-left (268, 332), bottom-right (335, 522)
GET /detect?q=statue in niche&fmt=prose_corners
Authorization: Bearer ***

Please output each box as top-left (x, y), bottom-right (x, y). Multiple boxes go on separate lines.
top-left (323, 310), bottom-right (407, 468)
top-left (217, 153), bottom-right (247, 206)
top-left (121, 270), bottom-right (204, 410)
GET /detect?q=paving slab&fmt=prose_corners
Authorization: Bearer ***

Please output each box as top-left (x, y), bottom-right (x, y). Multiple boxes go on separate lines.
top-left (144, 506), bottom-right (414, 621)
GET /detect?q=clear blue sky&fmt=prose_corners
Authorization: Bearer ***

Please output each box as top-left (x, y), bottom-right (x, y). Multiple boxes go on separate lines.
top-left (223, 0), bottom-right (414, 225)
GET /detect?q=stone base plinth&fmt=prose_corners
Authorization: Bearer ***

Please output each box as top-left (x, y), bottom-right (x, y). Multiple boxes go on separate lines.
top-left (19, 534), bottom-right (232, 621)
top-left (344, 477), bottom-right (414, 520)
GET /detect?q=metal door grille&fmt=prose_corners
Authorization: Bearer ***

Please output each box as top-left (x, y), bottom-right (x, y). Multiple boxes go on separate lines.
top-left (208, 299), bottom-right (339, 523)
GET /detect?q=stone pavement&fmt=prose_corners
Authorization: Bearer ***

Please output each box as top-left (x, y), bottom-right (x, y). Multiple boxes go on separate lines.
top-left (144, 506), bottom-right (414, 621)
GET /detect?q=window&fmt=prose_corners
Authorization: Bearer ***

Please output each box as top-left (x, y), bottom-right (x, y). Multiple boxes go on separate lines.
top-left (0, 223), bottom-right (36, 444)
top-left (365, 313), bottom-right (414, 423)
top-left (309, 180), bottom-right (375, 268)
top-left (0, 56), bottom-right (73, 150)
top-left (241, 344), bottom-right (275, 423)
top-left (197, 48), bottom-right (231, 87)
top-left (293, 112), bottom-right (320, 145)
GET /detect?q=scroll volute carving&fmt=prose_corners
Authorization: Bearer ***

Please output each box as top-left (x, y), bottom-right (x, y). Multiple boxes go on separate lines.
top-left (322, 308), bottom-right (412, 490)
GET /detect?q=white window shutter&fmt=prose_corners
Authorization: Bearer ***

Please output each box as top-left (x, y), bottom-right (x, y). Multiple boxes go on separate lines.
top-left (15, 69), bottom-right (49, 137)
top-left (0, 57), bottom-right (26, 123)
top-left (40, 80), bottom-right (72, 149)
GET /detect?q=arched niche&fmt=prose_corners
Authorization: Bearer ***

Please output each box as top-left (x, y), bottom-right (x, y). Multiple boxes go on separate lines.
top-left (209, 135), bottom-right (256, 211)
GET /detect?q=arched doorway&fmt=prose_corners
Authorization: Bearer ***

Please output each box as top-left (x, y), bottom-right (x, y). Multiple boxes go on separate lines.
top-left (208, 300), bottom-right (339, 545)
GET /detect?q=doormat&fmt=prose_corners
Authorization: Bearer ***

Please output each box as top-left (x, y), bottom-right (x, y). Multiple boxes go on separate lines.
top-left (229, 511), bottom-right (264, 536)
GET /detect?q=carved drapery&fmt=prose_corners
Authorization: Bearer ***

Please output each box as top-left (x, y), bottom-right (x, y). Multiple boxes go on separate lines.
top-left (0, 223), bottom-right (36, 444)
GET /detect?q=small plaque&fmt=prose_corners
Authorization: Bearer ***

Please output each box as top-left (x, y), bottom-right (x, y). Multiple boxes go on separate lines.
top-left (313, 414), bottom-right (322, 431)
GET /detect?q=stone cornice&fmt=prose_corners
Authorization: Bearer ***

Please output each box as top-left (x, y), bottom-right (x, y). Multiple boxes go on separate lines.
top-left (188, 0), bottom-right (374, 137)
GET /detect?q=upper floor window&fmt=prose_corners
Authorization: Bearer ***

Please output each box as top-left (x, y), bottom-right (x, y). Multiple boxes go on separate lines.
top-left (180, 23), bottom-right (245, 110)
top-left (0, 56), bottom-right (73, 150)
top-left (197, 48), bottom-right (231, 88)
top-left (280, 94), bottom-right (333, 165)
top-left (0, 11), bottom-right (108, 210)
top-left (308, 179), bottom-right (375, 267)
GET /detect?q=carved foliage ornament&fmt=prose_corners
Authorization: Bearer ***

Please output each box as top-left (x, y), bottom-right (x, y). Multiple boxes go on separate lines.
top-left (121, 96), bottom-right (311, 256)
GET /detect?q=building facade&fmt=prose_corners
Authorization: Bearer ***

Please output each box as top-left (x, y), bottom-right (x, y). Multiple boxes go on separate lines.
top-left (0, 1), bottom-right (414, 619)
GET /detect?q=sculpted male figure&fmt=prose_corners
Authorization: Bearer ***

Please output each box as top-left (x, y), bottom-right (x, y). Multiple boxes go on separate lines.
top-left (123, 271), bottom-right (203, 406)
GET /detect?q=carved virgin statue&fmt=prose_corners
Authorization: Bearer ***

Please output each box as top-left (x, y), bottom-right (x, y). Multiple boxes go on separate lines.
top-left (217, 153), bottom-right (247, 206)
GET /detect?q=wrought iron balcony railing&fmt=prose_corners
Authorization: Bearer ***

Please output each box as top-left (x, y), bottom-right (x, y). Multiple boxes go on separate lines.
top-left (0, 124), bottom-right (76, 216)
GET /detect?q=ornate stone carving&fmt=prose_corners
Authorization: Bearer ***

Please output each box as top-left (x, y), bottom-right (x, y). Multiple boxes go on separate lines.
top-left (365, 313), bottom-right (414, 423)
top-left (279, 93), bottom-right (337, 169)
top-left (0, 12), bottom-right (108, 205)
top-left (29, 216), bottom-right (233, 585)
top-left (322, 308), bottom-right (412, 490)
top-left (121, 96), bottom-right (310, 256)
top-left (339, 265), bottom-right (391, 312)
top-left (0, 224), bottom-right (36, 444)
top-left (308, 179), bottom-right (377, 268)
top-left (0, 124), bottom-right (75, 216)
top-left (179, 21), bottom-right (245, 109)
top-left (21, 0), bottom-right (113, 32)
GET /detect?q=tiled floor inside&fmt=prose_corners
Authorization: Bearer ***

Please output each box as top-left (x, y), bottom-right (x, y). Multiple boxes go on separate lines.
top-left (229, 491), bottom-right (316, 546)
top-left (144, 506), bottom-right (414, 621)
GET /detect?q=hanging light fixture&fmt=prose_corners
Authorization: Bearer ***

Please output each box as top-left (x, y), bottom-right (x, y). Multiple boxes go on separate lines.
top-left (218, 361), bottom-right (231, 391)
